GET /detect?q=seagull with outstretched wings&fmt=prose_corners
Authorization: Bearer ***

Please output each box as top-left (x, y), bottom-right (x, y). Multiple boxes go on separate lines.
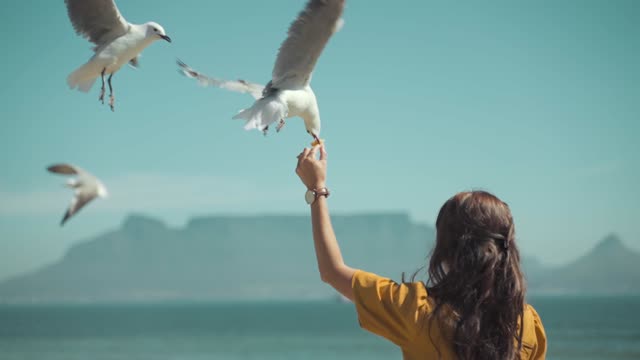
top-left (47, 164), bottom-right (108, 226)
top-left (65, 0), bottom-right (172, 111)
top-left (178, 0), bottom-right (345, 145)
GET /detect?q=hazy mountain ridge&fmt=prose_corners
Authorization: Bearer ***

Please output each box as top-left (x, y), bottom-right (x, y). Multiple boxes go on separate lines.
top-left (0, 213), bottom-right (433, 303)
top-left (0, 215), bottom-right (637, 303)
top-left (528, 234), bottom-right (640, 295)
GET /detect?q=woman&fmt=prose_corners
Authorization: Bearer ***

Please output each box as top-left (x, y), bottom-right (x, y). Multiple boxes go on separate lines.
top-left (295, 145), bottom-right (547, 360)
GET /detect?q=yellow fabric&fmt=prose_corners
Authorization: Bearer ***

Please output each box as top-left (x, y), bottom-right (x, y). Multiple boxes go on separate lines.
top-left (352, 270), bottom-right (547, 360)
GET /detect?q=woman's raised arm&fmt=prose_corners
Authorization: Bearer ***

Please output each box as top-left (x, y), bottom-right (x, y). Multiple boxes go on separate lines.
top-left (296, 146), bottom-right (356, 300)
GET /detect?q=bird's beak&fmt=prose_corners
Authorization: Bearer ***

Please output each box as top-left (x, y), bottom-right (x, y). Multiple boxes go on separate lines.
top-left (160, 34), bottom-right (172, 43)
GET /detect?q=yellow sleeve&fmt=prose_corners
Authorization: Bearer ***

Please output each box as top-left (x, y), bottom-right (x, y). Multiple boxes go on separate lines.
top-left (351, 269), bottom-right (429, 347)
top-left (530, 306), bottom-right (547, 359)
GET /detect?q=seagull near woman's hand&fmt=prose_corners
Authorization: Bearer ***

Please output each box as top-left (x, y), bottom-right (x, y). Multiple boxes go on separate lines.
top-left (65, 0), bottom-right (172, 111)
top-left (47, 164), bottom-right (108, 226)
top-left (178, 0), bottom-right (345, 145)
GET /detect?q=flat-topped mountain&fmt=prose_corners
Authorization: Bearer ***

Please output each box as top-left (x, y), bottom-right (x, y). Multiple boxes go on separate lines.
top-left (0, 213), bottom-right (434, 303)
top-left (0, 216), bottom-right (637, 303)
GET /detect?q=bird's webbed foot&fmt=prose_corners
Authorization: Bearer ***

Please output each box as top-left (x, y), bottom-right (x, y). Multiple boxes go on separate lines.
top-left (276, 119), bottom-right (286, 132)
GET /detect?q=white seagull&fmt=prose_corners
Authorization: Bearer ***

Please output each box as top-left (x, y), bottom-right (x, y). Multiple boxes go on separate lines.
top-left (47, 164), bottom-right (108, 226)
top-left (65, 0), bottom-right (172, 111)
top-left (178, 0), bottom-right (345, 145)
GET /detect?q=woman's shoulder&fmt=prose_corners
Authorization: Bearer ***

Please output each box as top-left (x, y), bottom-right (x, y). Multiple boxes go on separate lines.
top-left (521, 304), bottom-right (547, 359)
top-left (524, 304), bottom-right (544, 330)
top-left (352, 270), bottom-right (430, 305)
top-left (351, 270), bottom-right (433, 348)
top-left (525, 303), bottom-right (541, 315)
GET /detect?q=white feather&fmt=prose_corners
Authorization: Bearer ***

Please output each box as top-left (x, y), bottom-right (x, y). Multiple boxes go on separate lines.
top-left (233, 96), bottom-right (289, 132)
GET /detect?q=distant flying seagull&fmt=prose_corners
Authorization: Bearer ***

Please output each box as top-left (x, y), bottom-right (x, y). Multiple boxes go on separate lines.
top-left (65, 0), bottom-right (172, 111)
top-left (47, 164), bottom-right (108, 226)
top-left (178, 0), bottom-right (345, 145)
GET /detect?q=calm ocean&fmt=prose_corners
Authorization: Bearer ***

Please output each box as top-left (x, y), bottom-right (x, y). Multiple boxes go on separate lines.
top-left (0, 296), bottom-right (638, 359)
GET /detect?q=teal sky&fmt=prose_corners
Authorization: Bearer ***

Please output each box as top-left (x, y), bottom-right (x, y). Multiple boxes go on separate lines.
top-left (0, 0), bottom-right (638, 280)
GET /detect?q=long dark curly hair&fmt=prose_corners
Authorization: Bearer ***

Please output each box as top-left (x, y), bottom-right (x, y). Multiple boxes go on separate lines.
top-left (425, 191), bottom-right (526, 359)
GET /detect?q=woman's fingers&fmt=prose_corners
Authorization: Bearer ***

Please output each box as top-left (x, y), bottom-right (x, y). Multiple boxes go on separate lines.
top-left (308, 145), bottom-right (327, 160)
top-left (295, 146), bottom-right (327, 188)
top-left (307, 146), bottom-right (319, 159)
top-left (319, 145), bottom-right (327, 161)
top-left (297, 148), bottom-right (310, 165)
top-left (297, 146), bottom-right (327, 174)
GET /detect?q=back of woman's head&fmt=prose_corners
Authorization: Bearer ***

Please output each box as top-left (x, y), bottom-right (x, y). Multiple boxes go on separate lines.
top-left (427, 191), bottom-right (525, 360)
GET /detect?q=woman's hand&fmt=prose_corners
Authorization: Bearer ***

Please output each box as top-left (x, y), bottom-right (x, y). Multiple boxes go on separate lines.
top-left (296, 145), bottom-right (327, 190)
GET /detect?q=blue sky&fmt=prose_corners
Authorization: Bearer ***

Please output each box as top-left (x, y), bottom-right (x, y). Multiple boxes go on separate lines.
top-left (0, 0), bottom-right (638, 280)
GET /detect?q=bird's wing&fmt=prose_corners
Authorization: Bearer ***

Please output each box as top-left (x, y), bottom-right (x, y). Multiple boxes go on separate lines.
top-left (177, 60), bottom-right (265, 100)
top-left (64, 0), bottom-right (130, 46)
top-left (60, 192), bottom-right (95, 226)
top-left (271, 0), bottom-right (345, 89)
top-left (47, 163), bottom-right (83, 176)
top-left (47, 163), bottom-right (101, 187)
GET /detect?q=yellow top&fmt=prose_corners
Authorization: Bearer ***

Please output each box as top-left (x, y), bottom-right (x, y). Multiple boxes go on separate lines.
top-left (352, 270), bottom-right (547, 360)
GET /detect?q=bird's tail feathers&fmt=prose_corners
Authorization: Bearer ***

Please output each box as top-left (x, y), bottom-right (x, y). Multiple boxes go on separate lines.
top-left (233, 97), bottom-right (288, 132)
top-left (67, 62), bottom-right (100, 93)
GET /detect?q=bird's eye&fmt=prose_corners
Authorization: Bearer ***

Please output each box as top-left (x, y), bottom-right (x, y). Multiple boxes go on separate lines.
top-left (153, 28), bottom-right (158, 32)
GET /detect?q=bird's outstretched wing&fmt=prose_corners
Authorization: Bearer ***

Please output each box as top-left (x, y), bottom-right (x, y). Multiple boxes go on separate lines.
top-left (177, 60), bottom-right (265, 100)
top-left (64, 0), bottom-right (130, 46)
top-left (47, 163), bottom-right (98, 185)
top-left (60, 192), bottom-right (95, 226)
top-left (47, 163), bottom-right (83, 176)
top-left (271, 0), bottom-right (345, 89)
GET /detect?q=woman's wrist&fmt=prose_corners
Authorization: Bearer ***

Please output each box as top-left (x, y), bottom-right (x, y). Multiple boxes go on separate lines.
top-left (308, 183), bottom-right (327, 190)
